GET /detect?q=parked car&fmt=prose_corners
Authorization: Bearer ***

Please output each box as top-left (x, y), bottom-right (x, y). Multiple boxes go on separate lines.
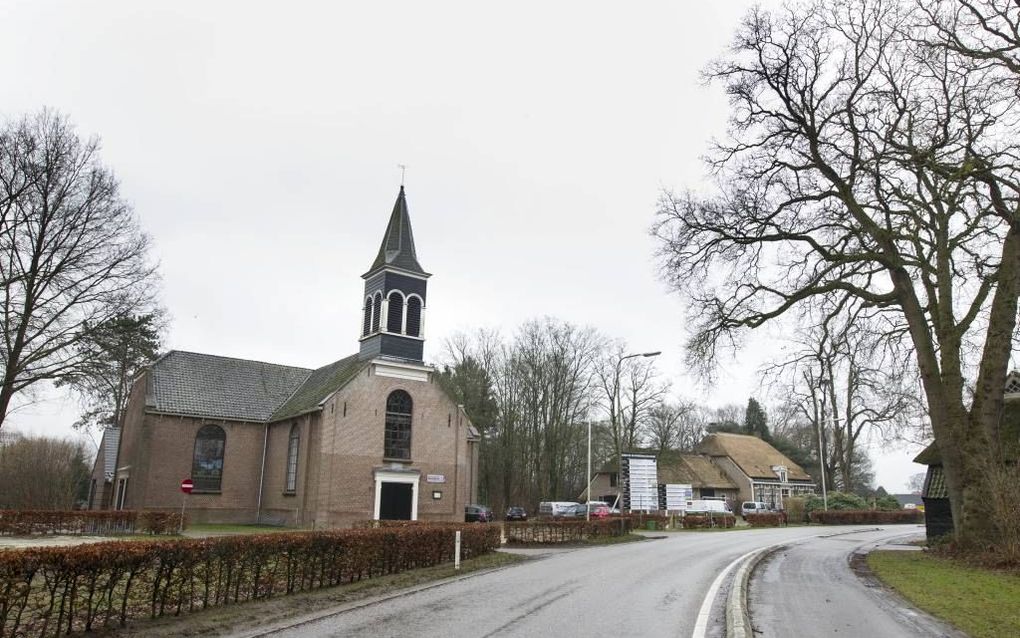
top-left (505, 506), bottom-right (528, 521)
top-left (538, 501), bottom-right (580, 518)
top-left (587, 503), bottom-right (610, 519)
top-left (566, 503), bottom-right (588, 518)
top-left (741, 501), bottom-right (771, 517)
top-left (465, 504), bottom-right (494, 522)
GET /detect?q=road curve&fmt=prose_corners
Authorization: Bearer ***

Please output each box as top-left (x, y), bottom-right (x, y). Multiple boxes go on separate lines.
top-left (228, 526), bottom-right (864, 638)
top-left (748, 526), bottom-right (964, 637)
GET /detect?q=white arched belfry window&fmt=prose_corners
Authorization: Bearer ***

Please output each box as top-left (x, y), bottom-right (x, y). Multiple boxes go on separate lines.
top-left (285, 424), bottom-right (300, 493)
top-left (386, 291), bottom-right (404, 333)
top-left (406, 295), bottom-right (423, 337)
top-left (362, 296), bottom-right (373, 336)
top-left (371, 293), bottom-right (382, 332)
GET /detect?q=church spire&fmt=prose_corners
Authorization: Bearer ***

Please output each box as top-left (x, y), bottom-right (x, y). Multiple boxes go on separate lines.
top-left (364, 186), bottom-right (428, 278)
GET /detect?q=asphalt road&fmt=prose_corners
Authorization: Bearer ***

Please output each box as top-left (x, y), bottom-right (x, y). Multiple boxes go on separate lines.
top-left (749, 525), bottom-right (963, 637)
top-left (233, 525), bottom-right (905, 638)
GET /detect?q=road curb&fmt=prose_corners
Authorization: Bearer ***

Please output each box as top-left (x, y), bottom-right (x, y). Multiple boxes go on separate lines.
top-left (726, 545), bottom-right (784, 638)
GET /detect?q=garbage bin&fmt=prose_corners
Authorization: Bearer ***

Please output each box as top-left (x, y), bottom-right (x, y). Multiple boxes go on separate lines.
top-left (646, 520), bottom-right (656, 531)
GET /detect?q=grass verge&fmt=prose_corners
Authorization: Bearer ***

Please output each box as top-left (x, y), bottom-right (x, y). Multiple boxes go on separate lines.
top-left (867, 550), bottom-right (1020, 638)
top-left (103, 551), bottom-right (525, 637)
top-left (184, 523), bottom-right (293, 536)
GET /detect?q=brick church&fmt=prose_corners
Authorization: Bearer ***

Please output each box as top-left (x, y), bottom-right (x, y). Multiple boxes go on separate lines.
top-left (89, 188), bottom-right (480, 527)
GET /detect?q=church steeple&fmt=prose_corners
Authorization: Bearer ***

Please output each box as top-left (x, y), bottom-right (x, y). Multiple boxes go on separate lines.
top-left (359, 187), bottom-right (430, 363)
top-left (364, 186), bottom-right (428, 278)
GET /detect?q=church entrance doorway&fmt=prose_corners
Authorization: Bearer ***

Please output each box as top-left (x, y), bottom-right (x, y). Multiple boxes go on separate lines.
top-left (373, 468), bottom-right (420, 521)
top-left (379, 482), bottom-right (413, 520)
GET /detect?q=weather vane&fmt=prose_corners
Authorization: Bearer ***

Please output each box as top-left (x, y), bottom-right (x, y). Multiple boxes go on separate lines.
top-left (398, 163), bottom-right (407, 187)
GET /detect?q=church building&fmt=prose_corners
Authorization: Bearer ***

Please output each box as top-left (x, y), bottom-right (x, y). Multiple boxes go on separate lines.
top-left (95, 188), bottom-right (480, 527)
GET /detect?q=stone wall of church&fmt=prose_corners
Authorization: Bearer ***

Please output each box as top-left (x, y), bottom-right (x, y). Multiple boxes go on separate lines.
top-left (310, 365), bottom-right (475, 528)
top-left (259, 414), bottom-right (315, 527)
top-left (136, 414), bottom-right (265, 523)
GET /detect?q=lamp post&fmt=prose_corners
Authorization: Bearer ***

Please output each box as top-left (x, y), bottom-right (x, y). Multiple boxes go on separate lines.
top-left (594, 350), bottom-right (661, 521)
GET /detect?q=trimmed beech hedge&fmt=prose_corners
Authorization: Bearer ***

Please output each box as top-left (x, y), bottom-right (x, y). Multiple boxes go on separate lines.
top-left (0, 511), bottom-right (184, 537)
top-left (504, 518), bottom-right (633, 544)
top-left (809, 509), bottom-right (924, 525)
top-left (0, 525), bottom-right (499, 637)
top-left (681, 513), bottom-right (736, 529)
top-left (744, 513), bottom-right (786, 528)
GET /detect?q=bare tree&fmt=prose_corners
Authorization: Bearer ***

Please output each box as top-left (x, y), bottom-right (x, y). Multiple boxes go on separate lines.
top-left (646, 399), bottom-right (701, 453)
top-left (0, 111), bottom-right (159, 431)
top-left (0, 433), bottom-right (91, 509)
top-left (652, 0), bottom-right (1020, 545)
top-left (907, 472), bottom-right (926, 494)
top-left (764, 306), bottom-right (923, 493)
top-left (594, 341), bottom-right (668, 476)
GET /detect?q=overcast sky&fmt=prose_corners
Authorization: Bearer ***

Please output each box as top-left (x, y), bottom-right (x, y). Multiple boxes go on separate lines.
top-left (1, 0), bottom-right (926, 491)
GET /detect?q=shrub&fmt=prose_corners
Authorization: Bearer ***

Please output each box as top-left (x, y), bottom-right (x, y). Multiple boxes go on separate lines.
top-left (0, 510), bottom-right (184, 536)
top-left (744, 512), bottom-right (784, 527)
top-left (504, 518), bottom-right (633, 544)
top-left (681, 513), bottom-right (736, 529)
top-left (808, 509), bottom-right (923, 525)
top-left (785, 497), bottom-right (807, 523)
top-left (804, 492), bottom-right (868, 514)
top-left (0, 524), bottom-right (500, 637)
top-left (874, 495), bottom-right (902, 510)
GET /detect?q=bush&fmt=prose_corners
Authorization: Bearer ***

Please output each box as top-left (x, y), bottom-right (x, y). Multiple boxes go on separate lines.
top-left (504, 518), bottom-right (633, 544)
top-left (0, 524), bottom-right (500, 637)
top-left (681, 513), bottom-right (736, 529)
top-left (744, 512), bottom-right (785, 527)
top-left (808, 509), bottom-right (923, 525)
top-left (785, 497), bottom-right (807, 523)
top-left (804, 492), bottom-right (868, 513)
top-left (874, 495), bottom-right (902, 510)
top-left (0, 510), bottom-right (185, 536)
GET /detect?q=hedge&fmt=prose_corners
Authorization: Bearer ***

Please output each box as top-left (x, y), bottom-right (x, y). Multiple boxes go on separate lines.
top-left (681, 513), bottom-right (736, 529)
top-left (504, 518), bottom-right (633, 544)
top-left (0, 525), bottom-right (499, 637)
top-left (809, 509), bottom-right (924, 525)
top-left (0, 511), bottom-right (184, 537)
top-left (744, 512), bottom-right (785, 527)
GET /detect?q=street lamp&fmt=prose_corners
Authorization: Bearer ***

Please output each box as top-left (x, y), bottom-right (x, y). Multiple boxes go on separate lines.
top-left (590, 350), bottom-right (661, 521)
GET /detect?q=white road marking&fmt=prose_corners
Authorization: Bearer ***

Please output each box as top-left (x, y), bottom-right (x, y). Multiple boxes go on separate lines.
top-left (691, 546), bottom-right (760, 638)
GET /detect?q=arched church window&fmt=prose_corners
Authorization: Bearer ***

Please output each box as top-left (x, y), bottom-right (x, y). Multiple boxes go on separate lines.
top-left (285, 424), bottom-right (299, 493)
top-left (387, 291), bottom-right (404, 333)
top-left (406, 296), bottom-right (422, 337)
top-left (384, 390), bottom-right (412, 460)
top-left (362, 296), bottom-right (373, 336)
top-left (192, 425), bottom-right (226, 492)
top-left (371, 293), bottom-right (382, 332)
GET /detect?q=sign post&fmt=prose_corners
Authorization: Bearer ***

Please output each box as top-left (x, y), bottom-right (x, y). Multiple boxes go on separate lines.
top-left (179, 478), bottom-right (193, 534)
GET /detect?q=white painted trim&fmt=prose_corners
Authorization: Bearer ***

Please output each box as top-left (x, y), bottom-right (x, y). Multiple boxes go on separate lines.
top-left (373, 358), bottom-right (432, 382)
top-left (373, 469), bottom-right (420, 520)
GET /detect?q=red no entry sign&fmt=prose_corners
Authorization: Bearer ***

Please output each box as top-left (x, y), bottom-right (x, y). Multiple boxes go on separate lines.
top-left (180, 478), bottom-right (194, 494)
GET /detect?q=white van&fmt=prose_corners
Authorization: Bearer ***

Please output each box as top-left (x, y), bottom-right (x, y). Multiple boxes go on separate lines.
top-left (538, 501), bottom-right (579, 518)
top-left (741, 501), bottom-right (770, 517)
top-left (685, 500), bottom-right (730, 514)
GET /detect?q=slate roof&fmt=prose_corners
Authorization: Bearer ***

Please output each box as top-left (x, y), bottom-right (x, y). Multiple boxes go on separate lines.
top-left (271, 354), bottom-right (368, 421)
top-left (365, 186), bottom-right (428, 277)
top-left (147, 351), bottom-right (312, 422)
top-left (923, 465), bottom-right (948, 499)
top-left (696, 433), bottom-right (813, 481)
top-left (90, 427), bottom-right (120, 479)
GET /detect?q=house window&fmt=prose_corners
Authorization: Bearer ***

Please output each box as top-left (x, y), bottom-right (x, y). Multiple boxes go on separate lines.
top-left (406, 296), bottom-right (422, 337)
top-left (387, 291), bottom-right (404, 333)
top-left (192, 425), bottom-right (226, 492)
top-left (384, 390), bottom-right (413, 460)
top-left (609, 472), bottom-right (618, 488)
top-left (115, 478), bottom-right (128, 510)
top-left (285, 424), bottom-right (299, 493)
